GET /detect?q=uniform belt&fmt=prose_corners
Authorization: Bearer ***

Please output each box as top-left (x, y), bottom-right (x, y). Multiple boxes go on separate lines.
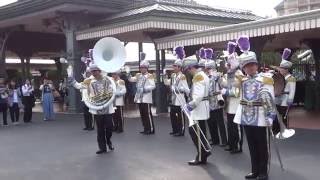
top-left (240, 100), bottom-right (263, 106)
top-left (210, 92), bottom-right (221, 96)
top-left (202, 96), bottom-right (209, 101)
top-left (282, 92), bottom-right (289, 94)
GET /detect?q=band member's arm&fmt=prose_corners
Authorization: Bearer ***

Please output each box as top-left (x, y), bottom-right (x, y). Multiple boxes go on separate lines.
top-left (163, 74), bottom-right (171, 86)
top-left (220, 70), bottom-right (243, 97)
top-left (287, 76), bottom-right (296, 105)
top-left (187, 74), bottom-right (205, 110)
top-left (180, 75), bottom-right (190, 96)
top-left (70, 78), bottom-right (91, 90)
top-left (116, 80), bottom-right (127, 97)
top-left (39, 84), bottom-right (44, 91)
top-left (261, 76), bottom-right (277, 125)
top-left (143, 74), bottom-right (155, 93)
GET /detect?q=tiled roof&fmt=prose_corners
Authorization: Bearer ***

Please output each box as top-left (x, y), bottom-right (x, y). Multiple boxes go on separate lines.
top-left (104, 2), bottom-right (261, 22)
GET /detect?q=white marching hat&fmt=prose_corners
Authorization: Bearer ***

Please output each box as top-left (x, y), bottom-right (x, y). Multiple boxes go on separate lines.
top-left (89, 63), bottom-right (100, 71)
top-left (173, 59), bottom-right (183, 67)
top-left (140, 60), bottom-right (150, 68)
top-left (279, 48), bottom-right (292, 69)
top-left (236, 35), bottom-right (257, 69)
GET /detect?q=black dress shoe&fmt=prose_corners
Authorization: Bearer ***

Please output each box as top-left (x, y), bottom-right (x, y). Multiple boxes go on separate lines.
top-left (224, 146), bottom-right (232, 151)
top-left (245, 172), bottom-right (258, 179)
top-left (173, 133), bottom-right (184, 137)
top-left (169, 132), bottom-right (175, 135)
top-left (96, 150), bottom-right (107, 154)
top-left (230, 149), bottom-right (242, 154)
top-left (188, 160), bottom-right (206, 166)
top-left (219, 143), bottom-right (227, 147)
top-left (83, 128), bottom-right (88, 130)
top-left (256, 174), bottom-right (268, 180)
top-left (140, 131), bottom-right (146, 134)
top-left (108, 144), bottom-right (114, 151)
top-left (87, 128), bottom-right (94, 131)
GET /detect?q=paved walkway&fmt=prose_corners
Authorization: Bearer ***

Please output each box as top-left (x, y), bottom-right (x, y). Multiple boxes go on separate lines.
top-left (0, 113), bottom-right (319, 180)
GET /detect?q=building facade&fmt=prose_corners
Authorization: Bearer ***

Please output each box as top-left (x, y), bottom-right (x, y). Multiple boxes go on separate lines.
top-left (275, 0), bottom-right (320, 16)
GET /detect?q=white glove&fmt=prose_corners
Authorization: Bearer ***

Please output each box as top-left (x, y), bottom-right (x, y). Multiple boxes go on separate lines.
top-left (178, 87), bottom-right (185, 93)
top-left (67, 65), bottom-right (73, 78)
top-left (220, 88), bottom-right (228, 96)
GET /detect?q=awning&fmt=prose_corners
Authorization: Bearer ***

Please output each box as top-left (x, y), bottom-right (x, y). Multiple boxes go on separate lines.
top-left (154, 9), bottom-right (320, 50)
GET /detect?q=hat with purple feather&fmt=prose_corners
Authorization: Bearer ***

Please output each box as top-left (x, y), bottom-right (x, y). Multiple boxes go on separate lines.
top-left (204, 48), bottom-right (216, 69)
top-left (174, 46), bottom-right (185, 60)
top-left (236, 35), bottom-right (257, 69)
top-left (279, 48), bottom-right (292, 69)
top-left (198, 47), bottom-right (207, 68)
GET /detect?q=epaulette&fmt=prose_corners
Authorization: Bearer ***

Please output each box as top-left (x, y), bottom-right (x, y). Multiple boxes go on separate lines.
top-left (180, 74), bottom-right (186, 80)
top-left (262, 76), bottom-right (274, 85)
top-left (148, 73), bottom-right (155, 79)
top-left (83, 78), bottom-right (92, 86)
top-left (287, 76), bottom-right (296, 82)
top-left (135, 73), bottom-right (141, 78)
top-left (119, 79), bottom-right (125, 85)
top-left (192, 74), bottom-right (204, 83)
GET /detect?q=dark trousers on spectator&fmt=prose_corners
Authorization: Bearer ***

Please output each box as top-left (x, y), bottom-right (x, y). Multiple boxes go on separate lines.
top-left (138, 103), bottom-right (154, 133)
top-left (95, 114), bottom-right (113, 151)
top-left (83, 103), bottom-right (93, 129)
top-left (170, 105), bottom-right (185, 135)
top-left (272, 105), bottom-right (288, 134)
top-left (23, 96), bottom-right (33, 123)
top-left (207, 108), bottom-right (227, 145)
top-left (9, 103), bottom-right (19, 123)
top-left (113, 106), bottom-right (124, 132)
top-left (0, 103), bottom-right (8, 125)
top-left (226, 113), bottom-right (243, 151)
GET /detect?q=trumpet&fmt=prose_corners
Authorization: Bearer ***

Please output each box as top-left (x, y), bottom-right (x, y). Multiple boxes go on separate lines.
top-left (172, 88), bottom-right (212, 152)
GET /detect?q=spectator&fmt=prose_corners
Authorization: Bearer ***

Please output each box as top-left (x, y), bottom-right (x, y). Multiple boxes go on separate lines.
top-left (39, 78), bottom-right (55, 121)
top-left (21, 79), bottom-right (35, 123)
top-left (58, 79), bottom-right (67, 112)
top-left (8, 79), bottom-right (23, 125)
top-left (0, 77), bottom-right (8, 126)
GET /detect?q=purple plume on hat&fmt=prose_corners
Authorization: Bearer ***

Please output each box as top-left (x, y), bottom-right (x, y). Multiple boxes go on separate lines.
top-left (199, 47), bottom-right (206, 59)
top-left (282, 48), bottom-right (291, 60)
top-left (237, 35), bottom-right (250, 52)
top-left (205, 48), bottom-right (214, 59)
top-left (227, 41), bottom-right (237, 55)
top-left (174, 46), bottom-right (185, 60)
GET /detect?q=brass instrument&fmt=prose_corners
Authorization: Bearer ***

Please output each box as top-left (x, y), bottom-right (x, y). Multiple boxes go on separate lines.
top-left (173, 88), bottom-right (212, 152)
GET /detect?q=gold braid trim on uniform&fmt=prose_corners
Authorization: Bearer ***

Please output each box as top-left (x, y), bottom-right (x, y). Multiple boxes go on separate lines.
top-left (119, 79), bottom-right (125, 85)
top-left (262, 76), bottom-right (274, 85)
top-left (180, 74), bottom-right (186, 80)
top-left (82, 78), bottom-right (92, 86)
top-left (287, 76), bottom-right (296, 82)
top-left (135, 73), bottom-right (141, 78)
top-left (148, 73), bottom-right (155, 79)
top-left (192, 74), bottom-right (204, 83)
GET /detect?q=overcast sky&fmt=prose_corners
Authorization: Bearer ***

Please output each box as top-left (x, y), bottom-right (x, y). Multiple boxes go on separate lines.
top-left (1, 0), bottom-right (283, 61)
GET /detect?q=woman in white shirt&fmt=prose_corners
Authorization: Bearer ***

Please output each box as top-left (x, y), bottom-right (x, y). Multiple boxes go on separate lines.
top-left (22, 79), bottom-right (35, 123)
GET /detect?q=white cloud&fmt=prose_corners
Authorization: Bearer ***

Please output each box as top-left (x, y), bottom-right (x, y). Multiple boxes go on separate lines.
top-left (0, 0), bottom-right (17, 6)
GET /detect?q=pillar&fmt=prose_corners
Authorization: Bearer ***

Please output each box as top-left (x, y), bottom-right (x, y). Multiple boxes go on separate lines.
top-left (138, 42), bottom-right (143, 69)
top-left (0, 32), bottom-right (10, 78)
top-left (155, 45), bottom-right (167, 113)
top-left (60, 12), bottom-right (84, 112)
top-left (25, 57), bottom-right (31, 79)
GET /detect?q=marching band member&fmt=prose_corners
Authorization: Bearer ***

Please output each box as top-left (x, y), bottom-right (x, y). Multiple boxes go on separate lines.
top-left (69, 64), bottom-right (115, 154)
top-left (183, 54), bottom-right (211, 165)
top-left (112, 71), bottom-right (127, 133)
top-left (220, 41), bottom-right (244, 154)
top-left (204, 48), bottom-right (227, 146)
top-left (128, 54), bottom-right (156, 135)
top-left (273, 48), bottom-right (296, 134)
top-left (234, 35), bottom-right (276, 180)
top-left (164, 46), bottom-right (190, 136)
top-left (76, 67), bottom-right (94, 131)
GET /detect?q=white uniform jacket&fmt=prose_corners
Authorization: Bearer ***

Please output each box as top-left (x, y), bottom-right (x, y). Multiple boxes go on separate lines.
top-left (220, 70), bottom-right (243, 114)
top-left (128, 72), bottom-right (155, 104)
top-left (113, 78), bottom-right (126, 106)
top-left (276, 74), bottom-right (296, 107)
top-left (72, 75), bottom-right (115, 115)
top-left (188, 71), bottom-right (210, 121)
top-left (233, 73), bottom-right (276, 127)
top-left (207, 70), bottom-right (224, 111)
top-left (164, 72), bottom-right (190, 106)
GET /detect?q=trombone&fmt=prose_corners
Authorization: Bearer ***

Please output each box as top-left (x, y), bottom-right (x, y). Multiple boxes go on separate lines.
top-left (172, 88), bottom-right (212, 152)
